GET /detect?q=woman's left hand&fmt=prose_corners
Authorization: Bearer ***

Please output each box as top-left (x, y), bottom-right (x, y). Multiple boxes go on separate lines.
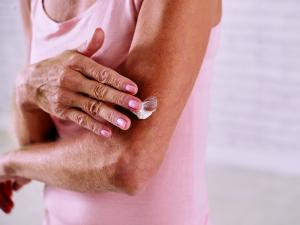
top-left (0, 153), bottom-right (31, 214)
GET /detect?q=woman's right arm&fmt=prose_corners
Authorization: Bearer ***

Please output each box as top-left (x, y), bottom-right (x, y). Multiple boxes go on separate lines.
top-left (15, 0), bottom-right (55, 145)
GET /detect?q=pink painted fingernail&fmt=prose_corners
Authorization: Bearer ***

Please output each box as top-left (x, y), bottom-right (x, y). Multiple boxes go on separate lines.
top-left (100, 129), bottom-right (112, 138)
top-left (129, 100), bottom-right (141, 110)
top-left (117, 118), bottom-right (127, 129)
top-left (77, 40), bottom-right (88, 53)
top-left (125, 84), bottom-right (138, 94)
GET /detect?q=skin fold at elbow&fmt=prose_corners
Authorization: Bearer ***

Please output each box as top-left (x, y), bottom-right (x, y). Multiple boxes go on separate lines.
top-left (112, 152), bottom-right (153, 196)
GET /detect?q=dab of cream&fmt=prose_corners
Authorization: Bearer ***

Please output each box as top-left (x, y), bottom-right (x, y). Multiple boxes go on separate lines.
top-left (133, 96), bottom-right (158, 120)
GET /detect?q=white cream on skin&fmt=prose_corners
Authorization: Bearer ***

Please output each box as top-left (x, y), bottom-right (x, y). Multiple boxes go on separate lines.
top-left (133, 96), bottom-right (158, 120)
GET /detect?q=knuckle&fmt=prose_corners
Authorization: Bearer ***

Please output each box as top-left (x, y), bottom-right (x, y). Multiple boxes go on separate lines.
top-left (53, 105), bottom-right (67, 118)
top-left (58, 68), bottom-right (69, 86)
top-left (52, 102), bottom-right (61, 111)
top-left (53, 90), bottom-right (64, 103)
top-left (112, 93), bottom-right (126, 106)
top-left (100, 70), bottom-right (122, 89)
top-left (65, 51), bottom-right (81, 66)
top-left (105, 110), bottom-right (116, 123)
top-left (86, 100), bottom-right (97, 115)
top-left (89, 67), bottom-right (101, 80)
top-left (99, 69), bottom-right (110, 83)
top-left (89, 123), bottom-right (100, 134)
top-left (73, 113), bottom-right (88, 127)
top-left (111, 76), bottom-right (122, 88)
top-left (86, 100), bottom-right (103, 116)
top-left (93, 84), bottom-right (108, 99)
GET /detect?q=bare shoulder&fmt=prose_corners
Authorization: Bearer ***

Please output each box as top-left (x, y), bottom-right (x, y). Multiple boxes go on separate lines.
top-left (212, 0), bottom-right (222, 27)
top-left (20, 0), bottom-right (31, 11)
top-left (19, 0), bottom-right (32, 64)
top-left (20, 0), bottom-right (31, 24)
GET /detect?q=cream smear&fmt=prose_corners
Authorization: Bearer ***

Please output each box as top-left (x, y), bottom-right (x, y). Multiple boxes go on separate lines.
top-left (133, 96), bottom-right (158, 119)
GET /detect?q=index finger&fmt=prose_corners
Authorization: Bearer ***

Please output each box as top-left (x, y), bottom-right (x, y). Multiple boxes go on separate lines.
top-left (68, 53), bottom-right (138, 95)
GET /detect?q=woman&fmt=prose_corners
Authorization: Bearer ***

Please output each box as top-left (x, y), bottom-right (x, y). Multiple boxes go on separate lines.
top-left (0, 0), bottom-right (222, 224)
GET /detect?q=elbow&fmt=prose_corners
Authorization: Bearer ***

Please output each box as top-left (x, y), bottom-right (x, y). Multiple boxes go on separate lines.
top-left (111, 135), bottom-right (166, 196)
top-left (113, 154), bottom-right (152, 196)
top-left (123, 180), bottom-right (146, 197)
top-left (114, 168), bottom-right (141, 196)
top-left (114, 167), bottom-right (149, 197)
top-left (124, 169), bottom-right (152, 196)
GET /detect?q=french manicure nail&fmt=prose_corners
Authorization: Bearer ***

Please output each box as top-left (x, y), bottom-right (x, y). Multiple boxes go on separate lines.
top-left (129, 100), bottom-right (141, 110)
top-left (125, 84), bottom-right (138, 94)
top-left (100, 129), bottom-right (112, 138)
top-left (117, 118), bottom-right (127, 129)
top-left (77, 40), bottom-right (88, 52)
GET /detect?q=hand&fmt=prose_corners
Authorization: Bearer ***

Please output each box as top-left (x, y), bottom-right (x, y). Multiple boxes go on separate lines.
top-left (0, 180), bottom-right (14, 214)
top-left (0, 153), bottom-right (30, 214)
top-left (16, 28), bottom-right (142, 138)
top-left (0, 178), bottom-right (31, 214)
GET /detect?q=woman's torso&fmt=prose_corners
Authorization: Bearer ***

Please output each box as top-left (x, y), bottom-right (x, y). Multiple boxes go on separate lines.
top-left (30, 0), bottom-right (221, 224)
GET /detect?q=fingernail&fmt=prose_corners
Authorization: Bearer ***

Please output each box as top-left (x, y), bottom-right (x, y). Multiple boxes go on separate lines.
top-left (77, 40), bottom-right (88, 52)
top-left (100, 129), bottom-right (112, 138)
top-left (129, 100), bottom-right (141, 110)
top-left (117, 118), bottom-right (127, 129)
top-left (125, 84), bottom-right (138, 94)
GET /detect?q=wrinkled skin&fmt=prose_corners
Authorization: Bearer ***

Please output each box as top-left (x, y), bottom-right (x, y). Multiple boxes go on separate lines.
top-left (0, 0), bottom-right (222, 214)
top-left (16, 28), bottom-right (142, 137)
top-left (2, 28), bottom-right (142, 214)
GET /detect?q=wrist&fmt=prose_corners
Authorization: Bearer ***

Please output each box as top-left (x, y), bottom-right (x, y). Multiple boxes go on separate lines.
top-left (1, 151), bottom-right (17, 177)
top-left (15, 67), bottom-right (38, 111)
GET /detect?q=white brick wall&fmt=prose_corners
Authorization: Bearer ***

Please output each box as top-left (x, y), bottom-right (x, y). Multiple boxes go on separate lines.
top-left (207, 0), bottom-right (300, 175)
top-left (0, 0), bottom-right (299, 174)
top-left (0, 1), bottom-right (25, 122)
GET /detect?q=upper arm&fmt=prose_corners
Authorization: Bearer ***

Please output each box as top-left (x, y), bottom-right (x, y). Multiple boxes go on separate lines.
top-left (114, 0), bottom-right (220, 194)
top-left (20, 0), bottom-right (32, 64)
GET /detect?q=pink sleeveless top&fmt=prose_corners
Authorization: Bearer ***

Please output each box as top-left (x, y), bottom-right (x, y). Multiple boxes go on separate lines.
top-left (30, 0), bottom-right (221, 224)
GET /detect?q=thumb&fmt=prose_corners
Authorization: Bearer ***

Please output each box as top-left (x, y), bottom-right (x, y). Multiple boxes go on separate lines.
top-left (77, 28), bottom-right (105, 57)
top-left (12, 177), bottom-right (31, 191)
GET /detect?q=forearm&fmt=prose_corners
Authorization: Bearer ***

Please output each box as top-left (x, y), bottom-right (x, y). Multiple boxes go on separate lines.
top-left (7, 128), bottom-right (129, 194)
top-left (6, 0), bottom-right (218, 197)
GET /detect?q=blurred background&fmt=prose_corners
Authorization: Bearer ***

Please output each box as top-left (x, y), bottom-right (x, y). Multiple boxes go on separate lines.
top-left (0, 0), bottom-right (300, 225)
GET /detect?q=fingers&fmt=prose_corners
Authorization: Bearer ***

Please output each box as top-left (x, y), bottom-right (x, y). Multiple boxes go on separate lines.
top-left (12, 178), bottom-right (31, 191)
top-left (50, 88), bottom-right (133, 135)
top-left (3, 181), bottom-right (12, 197)
top-left (66, 92), bottom-right (132, 130)
top-left (67, 55), bottom-right (139, 95)
top-left (64, 71), bottom-right (142, 111)
top-left (0, 178), bottom-right (29, 213)
top-left (77, 28), bottom-right (105, 57)
top-left (75, 28), bottom-right (138, 95)
top-left (0, 182), bottom-right (14, 214)
top-left (0, 195), bottom-right (14, 214)
top-left (65, 108), bottom-right (113, 138)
